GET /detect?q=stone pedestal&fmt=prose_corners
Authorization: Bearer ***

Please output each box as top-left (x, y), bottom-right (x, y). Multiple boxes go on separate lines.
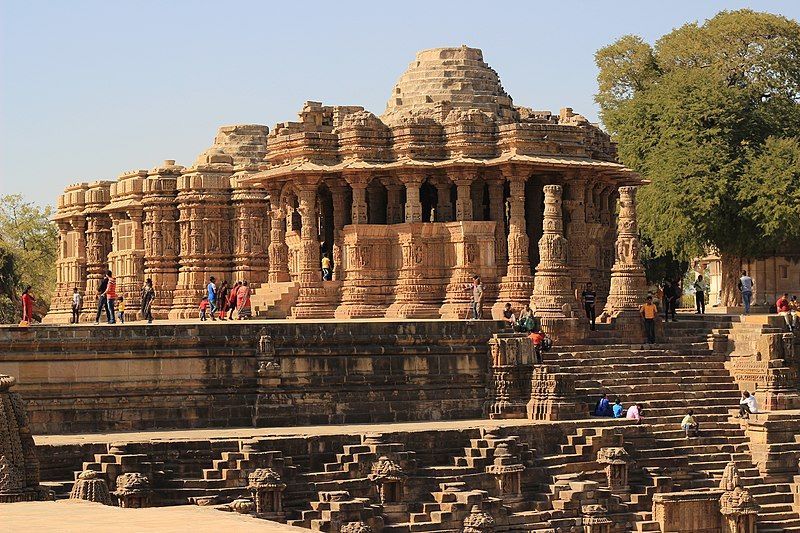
top-left (597, 447), bottom-right (630, 495)
top-left (385, 224), bottom-right (442, 319)
top-left (526, 365), bottom-right (580, 420)
top-left (486, 336), bottom-right (534, 419)
top-left (114, 472), bottom-right (152, 508)
top-left (248, 468), bottom-right (286, 521)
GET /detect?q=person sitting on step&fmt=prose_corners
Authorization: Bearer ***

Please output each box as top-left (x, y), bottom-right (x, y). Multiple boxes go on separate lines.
top-left (501, 302), bottom-right (517, 330)
top-left (593, 393), bottom-right (613, 417)
top-left (612, 398), bottom-right (625, 418)
top-left (738, 390), bottom-right (760, 419)
top-left (626, 403), bottom-right (643, 424)
top-left (681, 409), bottom-right (699, 438)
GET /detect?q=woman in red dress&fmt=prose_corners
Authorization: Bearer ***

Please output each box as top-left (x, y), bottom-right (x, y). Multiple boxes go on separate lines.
top-left (21, 285), bottom-right (35, 323)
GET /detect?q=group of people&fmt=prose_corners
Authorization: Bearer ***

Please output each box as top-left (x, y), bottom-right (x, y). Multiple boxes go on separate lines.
top-left (199, 277), bottom-right (252, 321)
top-left (776, 292), bottom-right (799, 332)
top-left (593, 394), bottom-right (644, 423)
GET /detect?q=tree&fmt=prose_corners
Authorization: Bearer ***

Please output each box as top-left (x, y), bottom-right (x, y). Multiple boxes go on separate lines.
top-left (595, 10), bottom-right (800, 304)
top-left (0, 195), bottom-right (58, 323)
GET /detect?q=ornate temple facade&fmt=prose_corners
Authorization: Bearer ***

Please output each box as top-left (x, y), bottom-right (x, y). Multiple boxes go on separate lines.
top-left (47, 46), bottom-right (643, 323)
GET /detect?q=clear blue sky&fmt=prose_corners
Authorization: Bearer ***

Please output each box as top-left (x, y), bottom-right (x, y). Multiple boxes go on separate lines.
top-left (2, 0), bottom-right (798, 207)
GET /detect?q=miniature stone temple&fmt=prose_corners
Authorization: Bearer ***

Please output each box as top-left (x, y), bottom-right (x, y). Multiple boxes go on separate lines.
top-left (114, 472), bottom-right (152, 508)
top-left (70, 470), bottom-right (111, 505)
top-left (47, 46), bottom-right (642, 325)
top-left (248, 467), bottom-right (286, 520)
top-left (0, 374), bottom-right (50, 503)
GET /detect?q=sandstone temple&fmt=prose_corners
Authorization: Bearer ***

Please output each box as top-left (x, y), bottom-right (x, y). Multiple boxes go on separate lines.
top-left (47, 46), bottom-right (641, 326)
top-left (3, 46), bottom-right (800, 533)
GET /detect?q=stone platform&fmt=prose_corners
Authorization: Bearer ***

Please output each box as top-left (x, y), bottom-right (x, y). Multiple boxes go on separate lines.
top-left (0, 319), bottom-right (502, 434)
top-left (4, 500), bottom-right (305, 532)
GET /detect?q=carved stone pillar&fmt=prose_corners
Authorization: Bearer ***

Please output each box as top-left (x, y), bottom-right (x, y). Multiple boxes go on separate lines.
top-left (602, 186), bottom-right (647, 319)
top-left (532, 185), bottom-right (574, 317)
top-left (433, 178), bottom-right (453, 222)
top-left (564, 179), bottom-right (592, 292)
top-left (385, 181), bottom-right (403, 224)
top-left (486, 336), bottom-right (534, 419)
top-left (142, 161), bottom-right (181, 319)
top-left (402, 174), bottom-right (424, 223)
top-left (84, 181), bottom-right (113, 298)
top-left (487, 178), bottom-right (507, 270)
top-left (453, 171), bottom-right (474, 222)
top-left (292, 179), bottom-right (333, 318)
top-left (267, 185), bottom-right (290, 283)
top-left (598, 186), bottom-right (615, 307)
top-left (493, 168), bottom-right (534, 317)
top-left (330, 184), bottom-right (348, 281)
top-left (347, 175), bottom-right (369, 225)
top-left (231, 169), bottom-right (269, 285)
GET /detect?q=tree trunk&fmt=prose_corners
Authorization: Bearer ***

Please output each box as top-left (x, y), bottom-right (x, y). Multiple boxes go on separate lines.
top-left (719, 252), bottom-right (741, 307)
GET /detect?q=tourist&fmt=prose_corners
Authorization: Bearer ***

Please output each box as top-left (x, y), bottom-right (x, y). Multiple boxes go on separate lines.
top-left (94, 272), bottom-right (110, 324)
top-left (469, 276), bottom-right (484, 320)
top-left (738, 391), bottom-right (759, 419)
top-left (791, 296), bottom-right (800, 329)
top-left (581, 282), bottom-right (597, 330)
top-left (661, 280), bottom-right (677, 322)
top-left (738, 270), bottom-right (754, 315)
top-left (777, 292), bottom-right (793, 332)
top-left (20, 286), bottom-right (35, 325)
top-left (217, 280), bottom-right (229, 321)
top-left (626, 403), bottom-right (643, 423)
top-left (207, 276), bottom-right (217, 321)
top-left (528, 328), bottom-right (545, 364)
top-left (681, 409), bottom-right (699, 438)
top-left (502, 303), bottom-right (516, 329)
top-left (71, 287), bottom-right (82, 324)
top-left (693, 275), bottom-right (707, 315)
top-left (321, 255), bottom-right (332, 281)
top-left (612, 398), bottom-right (625, 418)
top-left (639, 295), bottom-right (658, 344)
top-left (104, 270), bottom-right (117, 324)
top-left (516, 305), bottom-right (537, 333)
top-left (116, 296), bottom-right (125, 324)
top-left (593, 393), bottom-right (613, 417)
top-left (140, 278), bottom-right (155, 324)
top-left (237, 280), bottom-right (252, 319)
top-left (199, 296), bottom-right (209, 321)
top-left (227, 281), bottom-right (241, 320)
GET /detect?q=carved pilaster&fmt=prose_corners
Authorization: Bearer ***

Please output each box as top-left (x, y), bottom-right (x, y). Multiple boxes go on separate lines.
top-left (433, 178), bottom-right (453, 222)
top-left (345, 174), bottom-right (369, 225)
top-left (231, 169), bottom-right (269, 285)
top-left (330, 184), bottom-right (348, 281)
top-left (487, 178), bottom-right (507, 269)
top-left (267, 185), bottom-right (290, 283)
top-left (532, 184), bottom-right (574, 317)
top-left (452, 171), bottom-right (474, 222)
top-left (564, 179), bottom-right (592, 291)
top-left (384, 181), bottom-right (404, 224)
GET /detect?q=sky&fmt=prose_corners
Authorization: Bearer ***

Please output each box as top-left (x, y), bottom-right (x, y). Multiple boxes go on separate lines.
top-left (2, 0), bottom-right (799, 208)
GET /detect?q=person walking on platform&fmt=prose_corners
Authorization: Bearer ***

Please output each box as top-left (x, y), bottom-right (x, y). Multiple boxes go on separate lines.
top-left (140, 278), bottom-right (155, 324)
top-left (640, 295), bottom-right (658, 344)
top-left (71, 287), bottom-right (82, 324)
top-left (581, 282), bottom-right (597, 330)
top-left (206, 276), bottom-right (217, 321)
top-left (693, 275), bottom-right (707, 314)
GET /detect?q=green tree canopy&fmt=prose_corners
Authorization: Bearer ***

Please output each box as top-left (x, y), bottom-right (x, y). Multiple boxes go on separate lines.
top-left (0, 194), bottom-right (58, 322)
top-left (595, 9), bottom-right (800, 300)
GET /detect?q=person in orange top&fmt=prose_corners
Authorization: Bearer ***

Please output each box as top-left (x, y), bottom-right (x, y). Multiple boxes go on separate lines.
top-left (103, 270), bottom-right (117, 324)
top-left (640, 295), bottom-right (658, 344)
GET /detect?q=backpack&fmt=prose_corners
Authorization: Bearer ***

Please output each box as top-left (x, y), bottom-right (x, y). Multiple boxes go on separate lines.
top-left (541, 336), bottom-right (553, 352)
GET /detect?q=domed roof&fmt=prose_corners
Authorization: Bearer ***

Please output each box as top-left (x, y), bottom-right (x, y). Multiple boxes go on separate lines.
top-left (382, 46), bottom-right (516, 125)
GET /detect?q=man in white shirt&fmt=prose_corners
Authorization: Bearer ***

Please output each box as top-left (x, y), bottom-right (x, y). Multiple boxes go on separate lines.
top-left (738, 270), bottom-right (754, 315)
top-left (738, 390), bottom-right (759, 418)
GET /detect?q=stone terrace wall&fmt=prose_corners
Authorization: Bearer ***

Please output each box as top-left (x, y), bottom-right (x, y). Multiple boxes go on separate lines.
top-left (0, 321), bottom-right (500, 434)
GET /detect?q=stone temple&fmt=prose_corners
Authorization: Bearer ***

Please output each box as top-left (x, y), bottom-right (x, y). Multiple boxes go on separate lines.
top-left (3, 47), bottom-right (799, 532)
top-left (47, 46), bottom-right (642, 327)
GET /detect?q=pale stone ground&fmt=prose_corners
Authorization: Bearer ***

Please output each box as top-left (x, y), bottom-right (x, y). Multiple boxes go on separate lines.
top-left (3, 500), bottom-right (306, 532)
top-left (35, 418), bottom-right (591, 446)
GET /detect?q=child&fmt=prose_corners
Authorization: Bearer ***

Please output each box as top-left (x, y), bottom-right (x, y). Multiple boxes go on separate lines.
top-left (116, 296), bottom-right (125, 324)
top-left (199, 296), bottom-right (209, 321)
top-left (71, 287), bottom-right (83, 324)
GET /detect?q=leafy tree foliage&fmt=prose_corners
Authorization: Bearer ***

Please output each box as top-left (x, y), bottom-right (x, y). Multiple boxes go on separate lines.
top-left (0, 195), bottom-right (57, 323)
top-left (595, 10), bottom-right (800, 296)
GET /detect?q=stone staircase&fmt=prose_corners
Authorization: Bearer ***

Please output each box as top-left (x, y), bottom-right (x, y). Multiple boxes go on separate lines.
top-left (251, 281), bottom-right (299, 318)
top-left (542, 313), bottom-right (800, 532)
